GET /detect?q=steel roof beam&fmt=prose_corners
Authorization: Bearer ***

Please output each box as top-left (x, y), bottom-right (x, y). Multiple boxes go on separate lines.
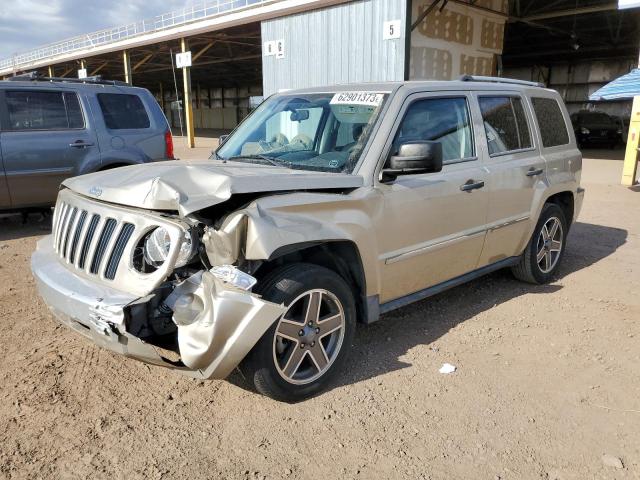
top-left (510, 3), bottom-right (618, 22)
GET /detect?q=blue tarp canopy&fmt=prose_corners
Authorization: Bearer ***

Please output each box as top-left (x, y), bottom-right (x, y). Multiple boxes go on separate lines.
top-left (590, 69), bottom-right (640, 101)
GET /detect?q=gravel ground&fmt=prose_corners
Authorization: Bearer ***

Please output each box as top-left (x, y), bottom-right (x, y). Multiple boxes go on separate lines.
top-left (0, 152), bottom-right (639, 480)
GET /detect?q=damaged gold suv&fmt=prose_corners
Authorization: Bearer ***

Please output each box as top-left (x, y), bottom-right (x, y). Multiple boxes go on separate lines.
top-left (32, 77), bottom-right (584, 401)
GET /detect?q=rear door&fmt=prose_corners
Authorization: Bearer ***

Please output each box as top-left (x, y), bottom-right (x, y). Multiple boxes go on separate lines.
top-left (0, 88), bottom-right (99, 207)
top-left (473, 93), bottom-right (546, 265)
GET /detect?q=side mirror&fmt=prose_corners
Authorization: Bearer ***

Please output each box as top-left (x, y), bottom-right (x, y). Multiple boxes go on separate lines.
top-left (219, 134), bottom-right (229, 145)
top-left (381, 141), bottom-right (443, 182)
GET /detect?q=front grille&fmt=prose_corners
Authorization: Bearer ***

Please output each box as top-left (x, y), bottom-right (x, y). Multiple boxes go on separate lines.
top-left (50, 189), bottom-right (188, 297)
top-left (52, 200), bottom-right (135, 281)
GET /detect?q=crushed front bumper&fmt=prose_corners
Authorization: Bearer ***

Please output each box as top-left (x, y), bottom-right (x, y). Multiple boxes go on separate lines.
top-left (31, 236), bottom-right (285, 379)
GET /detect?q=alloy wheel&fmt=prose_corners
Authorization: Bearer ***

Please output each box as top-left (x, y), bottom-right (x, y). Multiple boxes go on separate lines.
top-left (536, 216), bottom-right (563, 274)
top-left (272, 289), bottom-right (345, 385)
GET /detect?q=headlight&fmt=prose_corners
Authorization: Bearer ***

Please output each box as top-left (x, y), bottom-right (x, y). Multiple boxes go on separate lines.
top-left (580, 127), bottom-right (590, 135)
top-left (143, 227), bottom-right (195, 268)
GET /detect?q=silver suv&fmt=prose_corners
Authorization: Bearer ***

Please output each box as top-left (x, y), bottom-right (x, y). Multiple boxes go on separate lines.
top-left (31, 76), bottom-right (584, 401)
top-left (0, 74), bottom-right (173, 210)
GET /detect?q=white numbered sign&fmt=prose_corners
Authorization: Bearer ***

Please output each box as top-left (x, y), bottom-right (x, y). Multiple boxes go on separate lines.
top-left (276, 39), bottom-right (285, 59)
top-left (176, 51), bottom-right (192, 68)
top-left (383, 20), bottom-right (401, 40)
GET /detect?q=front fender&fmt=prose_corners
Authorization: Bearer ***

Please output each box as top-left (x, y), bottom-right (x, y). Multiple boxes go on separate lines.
top-left (208, 190), bottom-right (384, 297)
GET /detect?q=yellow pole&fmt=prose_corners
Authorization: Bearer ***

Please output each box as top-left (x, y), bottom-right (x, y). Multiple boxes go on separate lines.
top-left (622, 96), bottom-right (640, 186)
top-left (123, 50), bottom-right (132, 84)
top-left (48, 65), bottom-right (54, 77)
top-left (181, 38), bottom-right (195, 148)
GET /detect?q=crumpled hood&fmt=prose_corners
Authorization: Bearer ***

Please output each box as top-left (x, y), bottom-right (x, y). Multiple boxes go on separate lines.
top-left (63, 159), bottom-right (364, 216)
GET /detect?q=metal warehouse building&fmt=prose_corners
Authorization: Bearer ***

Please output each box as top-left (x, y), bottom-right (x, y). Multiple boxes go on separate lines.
top-left (1, 0), bottom-right (639, 149)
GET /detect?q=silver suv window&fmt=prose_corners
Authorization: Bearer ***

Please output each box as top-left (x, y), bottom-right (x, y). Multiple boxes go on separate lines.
top-left (393, 97), bottom-right (474, 164)
top-left (532, 97), bottom-right (570, 148)
top-left (479, 96), bottom-right (532, 155)
top-left (5, 90), bottom-right (84, 131)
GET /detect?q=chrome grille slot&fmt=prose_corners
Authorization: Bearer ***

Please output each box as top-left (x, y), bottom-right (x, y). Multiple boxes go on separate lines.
top-left (55, 203), bottom-right (71, 253)
top-left (62, 207), bottom-right (78, 259)
top-left (90, 218), bottom-right (117, 275)
top-left (69, 210), bottom-right (87, 264)
top-left (104, 223), bottom-right (135, 280)
top-left (78, 214), bottom-right (100, 270)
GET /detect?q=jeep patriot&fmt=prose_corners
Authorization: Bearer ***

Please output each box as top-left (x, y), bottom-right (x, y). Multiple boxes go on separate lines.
top-left (31, 76), bottom-right (584, 401)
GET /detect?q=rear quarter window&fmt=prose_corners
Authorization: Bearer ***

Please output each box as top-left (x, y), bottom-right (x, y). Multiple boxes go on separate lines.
top-left (531, 97), bottom-right (570, 148)
top-left (97, 93), bottom-right (150, 130)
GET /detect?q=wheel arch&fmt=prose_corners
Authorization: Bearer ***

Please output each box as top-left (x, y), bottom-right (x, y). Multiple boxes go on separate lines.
top-left (254, 240), bottom-right (371, 325)
top-left (98, 162), bottom-right (133, 171)
top-left (544, 190), bottom-right (575, 227)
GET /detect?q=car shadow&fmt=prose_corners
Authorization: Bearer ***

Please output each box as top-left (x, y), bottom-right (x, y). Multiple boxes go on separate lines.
top-left (0, 212), bottom-right (52, 242)
top-left (327, 221), bottom-right (627, 393)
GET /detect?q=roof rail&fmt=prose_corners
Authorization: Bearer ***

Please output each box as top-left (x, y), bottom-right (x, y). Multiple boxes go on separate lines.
top-left (459, 75), bottom-right (545, 88)
top-left (6, 71), bottom-right (129, 86)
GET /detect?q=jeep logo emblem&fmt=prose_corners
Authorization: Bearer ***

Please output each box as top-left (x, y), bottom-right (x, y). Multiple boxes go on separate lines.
top-left (89, 186), bottom-right (102, 197)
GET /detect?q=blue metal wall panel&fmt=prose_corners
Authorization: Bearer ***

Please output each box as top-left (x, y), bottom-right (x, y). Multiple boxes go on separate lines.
top-left (261, 0), bottom-right (406, 96)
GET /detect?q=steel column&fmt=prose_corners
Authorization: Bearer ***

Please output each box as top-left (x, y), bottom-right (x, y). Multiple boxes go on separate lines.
top-left (123, 50), bottom-right (132, 84)
top-left (622, 96), bottom-right (640, 186)
top-left (181, 38), bottom-right (195, 148)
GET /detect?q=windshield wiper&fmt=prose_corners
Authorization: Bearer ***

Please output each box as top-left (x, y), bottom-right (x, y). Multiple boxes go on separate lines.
top-left (226, 154), bottom-right (290, 168)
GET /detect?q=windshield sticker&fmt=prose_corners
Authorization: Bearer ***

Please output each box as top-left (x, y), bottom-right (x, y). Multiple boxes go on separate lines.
top-left (330, 92), bottom-right (384, 106)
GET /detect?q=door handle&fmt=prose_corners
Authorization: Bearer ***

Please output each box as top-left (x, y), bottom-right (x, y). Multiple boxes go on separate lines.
top-left (460, 179), bottom-right (485, 192)
top-left (69, 141), bottom-right (94, 148)
top-left (526, 167), bottom-right (544, 177)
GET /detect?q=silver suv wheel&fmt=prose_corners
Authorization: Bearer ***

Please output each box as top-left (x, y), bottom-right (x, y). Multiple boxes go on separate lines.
top-left (536, 216), bottom-right (563, 274)
top-left (273, 289), bottom-right (346, 385)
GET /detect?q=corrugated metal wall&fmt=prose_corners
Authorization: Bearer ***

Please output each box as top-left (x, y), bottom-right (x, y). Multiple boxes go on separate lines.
top-left (261, 0), bottom-right (406, 96)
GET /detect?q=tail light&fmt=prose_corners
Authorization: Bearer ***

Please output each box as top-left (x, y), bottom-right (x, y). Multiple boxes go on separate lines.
top-left (164, 130), bottom-right (174, 159)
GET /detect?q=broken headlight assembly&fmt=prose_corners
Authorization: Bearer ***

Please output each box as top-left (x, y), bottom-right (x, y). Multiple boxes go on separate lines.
top-left (143, 226), bottom-right (197, 268)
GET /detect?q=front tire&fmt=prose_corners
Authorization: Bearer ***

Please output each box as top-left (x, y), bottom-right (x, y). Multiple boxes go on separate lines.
top-left (240, 263), bottom-right (356, 402)
top-left (512, 203), bottom-right (567, 284)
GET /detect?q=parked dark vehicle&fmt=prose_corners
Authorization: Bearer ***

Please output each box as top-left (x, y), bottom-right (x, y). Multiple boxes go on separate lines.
top-left (570, 110), bottom-right (622, 148)
top-left (0, 75), bottom-right (174, 210)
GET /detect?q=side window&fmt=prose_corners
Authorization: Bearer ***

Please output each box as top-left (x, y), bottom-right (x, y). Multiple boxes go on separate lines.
top-left (531, 97), bottom-right (570, 148)
top-left (479, 96), bottom-right (532, 155)
top-left (5, 90), bottom-right (85, 130)
top-left (97, 93), bottom-right (150, 130)
top-left (64, 92), bottom-right (84, 129)
top-left (393, 97), bottom-right (474, 164)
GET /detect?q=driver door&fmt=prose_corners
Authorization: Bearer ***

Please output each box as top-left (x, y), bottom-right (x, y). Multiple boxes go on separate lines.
top-left (375, 92), bottom-right (490, 304)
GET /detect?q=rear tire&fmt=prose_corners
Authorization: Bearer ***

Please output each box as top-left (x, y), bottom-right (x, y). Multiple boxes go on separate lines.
top-left (239, 263), bottom-right (356, 402)
top-left (512, 203), bottom-right (567, 284)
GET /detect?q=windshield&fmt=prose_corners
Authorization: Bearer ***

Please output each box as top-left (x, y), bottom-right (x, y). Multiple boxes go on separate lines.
top-left (215, 91), bottom-right (388, 173)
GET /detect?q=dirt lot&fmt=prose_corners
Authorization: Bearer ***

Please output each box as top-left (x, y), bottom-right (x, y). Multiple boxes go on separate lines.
top-left (1, 151), bottom-right (639, 480)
